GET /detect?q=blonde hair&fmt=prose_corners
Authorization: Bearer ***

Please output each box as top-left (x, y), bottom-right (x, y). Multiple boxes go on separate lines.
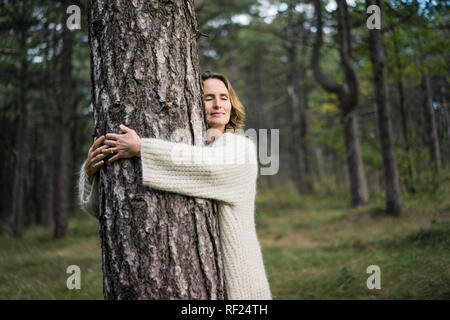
top-left (201, 71), bottom-right (245, 131)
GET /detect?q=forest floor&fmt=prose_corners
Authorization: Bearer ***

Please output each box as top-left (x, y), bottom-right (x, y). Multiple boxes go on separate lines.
top-left (0, 182), bottom-right (449, 299)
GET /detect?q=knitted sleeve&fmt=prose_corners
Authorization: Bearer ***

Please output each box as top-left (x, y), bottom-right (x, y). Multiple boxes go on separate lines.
top-left (78, 161), bottom-right (100, 219)
top-left (140, 134), bottom-right (258, 206)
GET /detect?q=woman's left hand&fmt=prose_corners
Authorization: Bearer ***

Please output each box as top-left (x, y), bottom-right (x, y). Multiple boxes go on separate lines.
top-left (103, 124), bottom-right (141, 162)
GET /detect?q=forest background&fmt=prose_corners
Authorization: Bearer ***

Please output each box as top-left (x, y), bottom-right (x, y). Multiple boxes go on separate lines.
top-left (0, 0), bottom-right (448, 299)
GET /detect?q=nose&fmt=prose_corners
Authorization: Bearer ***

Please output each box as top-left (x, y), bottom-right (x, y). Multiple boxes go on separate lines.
top-left (212, 97), bottom-right (222, 109)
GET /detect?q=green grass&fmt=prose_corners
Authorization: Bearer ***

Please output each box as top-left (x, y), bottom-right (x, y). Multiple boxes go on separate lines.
top-left (0, 182), bottom-right (449, 299)
top-left (257, 182), bottom-right (450, 299)
top-left (0, 217), bottom-right (103, 299)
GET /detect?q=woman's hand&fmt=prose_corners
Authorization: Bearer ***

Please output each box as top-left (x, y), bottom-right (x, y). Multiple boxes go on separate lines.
top-left (103, 124), bottom-right (141, 163)
top-left (85, 136), bottom-right (108, 184)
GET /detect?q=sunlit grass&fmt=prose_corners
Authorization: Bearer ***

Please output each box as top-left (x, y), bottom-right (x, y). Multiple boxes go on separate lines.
top-left (0, 181), bottom-right (449, 299)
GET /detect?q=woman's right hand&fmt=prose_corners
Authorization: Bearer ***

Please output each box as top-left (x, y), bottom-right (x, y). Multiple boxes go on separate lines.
top-left (85, 136), bottom-right (108, 184)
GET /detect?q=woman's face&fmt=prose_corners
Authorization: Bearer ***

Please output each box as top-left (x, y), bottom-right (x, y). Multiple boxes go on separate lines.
top-left (203, 78), bottom-right (232, 133)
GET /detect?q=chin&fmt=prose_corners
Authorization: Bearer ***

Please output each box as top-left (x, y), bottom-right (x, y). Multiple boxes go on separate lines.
top-left (208, 120), bottom-right (228, 127)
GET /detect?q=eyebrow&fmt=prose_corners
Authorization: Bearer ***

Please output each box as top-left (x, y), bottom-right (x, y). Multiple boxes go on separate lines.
top-left (204, 93), bottom-right (229, 97)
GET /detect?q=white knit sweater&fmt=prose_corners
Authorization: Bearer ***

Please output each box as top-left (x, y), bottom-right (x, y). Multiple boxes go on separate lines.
top-left (78, 132), bottom-right (272, 300)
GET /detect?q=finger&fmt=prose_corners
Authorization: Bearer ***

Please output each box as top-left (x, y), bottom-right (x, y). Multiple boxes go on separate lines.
top-left (108, 153), bottom-right (121, 163)
top-left (93, 135), bottom-right (105, 150)
top-left (120, 124), bottom-right (130, 133)
top-left (104, 139), bottom-right (118, 147)
top-left (102, 147), bottom-right (118, 154)
top-left (105, 133), bottom-right (121, 140)
top-left (93, 151), bottom-right (108, 162)
top-left (92, 160), bottom-right (104, 169)
top-left (93, 145), bottom-right (108, 157)
top-left (85, 158), bottom-right (93, 169)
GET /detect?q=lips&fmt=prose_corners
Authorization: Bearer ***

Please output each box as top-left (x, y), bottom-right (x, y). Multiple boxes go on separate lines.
top-left (211, 113), bottom-right (224, 116)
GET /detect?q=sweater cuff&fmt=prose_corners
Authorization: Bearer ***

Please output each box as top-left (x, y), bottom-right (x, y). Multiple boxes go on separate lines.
top-left (80, 161), bottom-right (95, 203)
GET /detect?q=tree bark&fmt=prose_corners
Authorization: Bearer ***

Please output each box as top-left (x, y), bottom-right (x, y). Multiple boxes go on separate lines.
top-left (252, 41), bottom-right (275, 190)
top-left (392, 28), bottom-right (415, 193)
top-left (287, 0), bottom-right (307, 193)
top-left (341, 112), bottom-right (369, 205)
top-left (30, 124), bottom-right (42, 225)
top-left (441, 84), bottom-right (450, 142)
top-left (53, 2), bottom-right (73, 239)
top-left (42, 16), bottom-right (59, 228)
top-left (300, 27), bottom-right (313, 186)
top-left (311, 0), bottom-right (368, 206)
top-left (419, 58), bottom-right (442, 180)
top-left (88, 0), bottom-right (226, 300)
top-left (12, 21), bottom-right (29, 238)
top-left (367, 0), bottom-right (402, 215)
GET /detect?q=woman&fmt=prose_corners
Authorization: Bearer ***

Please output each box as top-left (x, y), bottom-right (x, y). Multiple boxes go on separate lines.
top-left (78, 71), bottom-right (272, 300)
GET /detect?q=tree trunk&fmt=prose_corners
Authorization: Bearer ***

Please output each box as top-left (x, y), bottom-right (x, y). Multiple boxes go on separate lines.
top-left (341, 111), bottom-right (369, 206)
top-left (43, 90), bottom-right (56, 227)
top-left (30, 124), bottom-right (42, 224)
top-left (53, 4), bottom-right (73, 239)
top-left (253, 42), bottom-right (275, 190)
top-left (420, 65), bottom-right (442, 180)
top-left (88, 0), bottom-right (226, 300)
top-left (311, 0), bottom-right (368, 206)
top-left (287, 0), bottom-right (307, 193)
top-left (367, 0), bottom-right (402, 215)
top-left (300, 27), bottom-right (313, 186)
top-left (12, 25), bottom-right (28, 238)
top-left (392, 28), bottom-right (415, 193)
top-left (441, 84), bottom-right (450, 143)
top-left (43, 17), bottom-right (60, 228)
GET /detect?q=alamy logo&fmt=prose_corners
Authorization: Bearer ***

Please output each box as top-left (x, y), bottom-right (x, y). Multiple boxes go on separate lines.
top-left (66, 265), bottom-right (81, 290)
top-left (366, 5), bottom-right (381, 30)
top-left (168, 128), bottom-right (279, 176)
top-left (66, 5), bottom-right (81, 30)
top-left (366, 265), bottom-right (381, 289)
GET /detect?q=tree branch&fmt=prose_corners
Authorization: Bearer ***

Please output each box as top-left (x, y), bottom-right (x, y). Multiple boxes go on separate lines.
top-left (311, 0), bottom-right (342, 94)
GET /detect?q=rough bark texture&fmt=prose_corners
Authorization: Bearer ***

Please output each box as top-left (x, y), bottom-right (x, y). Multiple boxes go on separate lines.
top-left (367, 0), bottom-right (402, 215)
top-left (88, 0), bottom-right (226, 300)
top-left (312, 0), bottom-right (368, 206)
